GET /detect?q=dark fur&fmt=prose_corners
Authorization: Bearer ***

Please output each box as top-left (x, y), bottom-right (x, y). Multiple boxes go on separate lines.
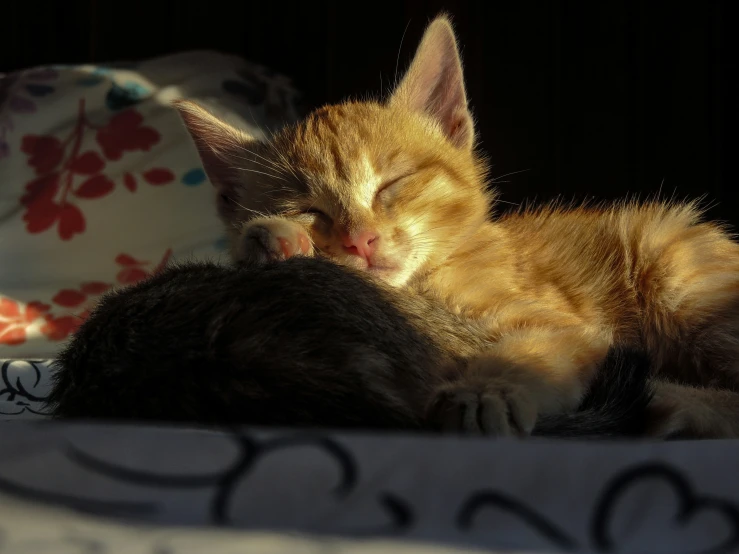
top-left (535, 348), bottom-right (653, 438)
top-left (47, 258), bottom-right (652, 436)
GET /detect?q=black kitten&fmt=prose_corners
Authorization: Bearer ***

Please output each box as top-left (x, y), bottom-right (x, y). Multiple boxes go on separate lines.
top-left (46, 258), bottom-right (652, 437)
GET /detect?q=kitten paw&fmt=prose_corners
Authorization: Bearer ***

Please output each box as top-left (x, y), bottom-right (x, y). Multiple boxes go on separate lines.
top-left (240, 219), bottom-right (313, 264)
top-left (428, 380), bottom-right (538, 437)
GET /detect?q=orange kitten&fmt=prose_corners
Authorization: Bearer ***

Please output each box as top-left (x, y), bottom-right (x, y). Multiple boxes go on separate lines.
top-left (174, 15), bottom-right (739, 439)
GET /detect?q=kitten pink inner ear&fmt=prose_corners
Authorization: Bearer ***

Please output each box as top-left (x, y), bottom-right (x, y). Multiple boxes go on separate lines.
top-left (172, 100), bottom-right (255, 188)
top-left (390, 16), bottom-right (474, 150)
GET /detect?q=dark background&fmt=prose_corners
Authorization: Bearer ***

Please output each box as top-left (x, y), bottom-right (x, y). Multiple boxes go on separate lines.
top-left (3, 1), bottom-right (737, 224)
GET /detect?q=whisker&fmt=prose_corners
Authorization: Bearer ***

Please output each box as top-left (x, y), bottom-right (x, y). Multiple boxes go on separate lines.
top-left (402, 222), bottom-right (483, 243)
top-left (230, 199), bottom-right (270, 220)
top-left (238, 148), bottom-right (288, 174)
top-left (394, 19), bottom-right (412, 88)
top-left (491, 168), bottom-right (531, 181)
top-left (230, 155), bottom-right (285, 175)
top-left (268, 143), bottom-right (301, 181)
top-left (228, 152), bottom-right (287, 175)
top-left (232, 167), bottom-right (288, 182)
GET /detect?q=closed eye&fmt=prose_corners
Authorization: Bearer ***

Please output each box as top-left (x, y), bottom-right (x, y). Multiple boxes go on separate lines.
top-left (300, 207), bottom-right (332, 224)
top-left (376, 174), bottom-right (413, 199)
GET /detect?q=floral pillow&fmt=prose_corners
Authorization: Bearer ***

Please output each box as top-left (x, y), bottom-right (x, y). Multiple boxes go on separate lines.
top-left (0, 51), bottom-right (301, 361)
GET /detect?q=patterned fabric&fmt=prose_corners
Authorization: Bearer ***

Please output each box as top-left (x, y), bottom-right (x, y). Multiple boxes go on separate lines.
top-left (0, 359), bottom-right (52, 418)
top-left (1, 422), bottom-right (739, 553)
top-left (0, 51), bottom-right (300, 362)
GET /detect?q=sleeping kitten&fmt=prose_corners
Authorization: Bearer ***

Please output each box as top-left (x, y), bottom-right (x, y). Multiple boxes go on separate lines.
top-left (47, 257), bottom-right (653, 438)
top-left (173, 15), bottom-right (739, 439)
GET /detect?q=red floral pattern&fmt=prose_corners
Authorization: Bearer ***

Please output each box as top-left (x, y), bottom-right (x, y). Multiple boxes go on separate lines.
top-left (0, 248), bottom-right (172, 346)
top-left (19, 99), bottom-right (176, 241)
top-left (0, 299), bottom-right (51, 346)
top-left (95, 110), bottom-right (160, 161)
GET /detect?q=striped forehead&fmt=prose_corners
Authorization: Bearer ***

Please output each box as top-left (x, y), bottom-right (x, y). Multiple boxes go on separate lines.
top-left (301, 152), bottom-right (382, 213)
top-left (350, 155), bottom-right (382, 209)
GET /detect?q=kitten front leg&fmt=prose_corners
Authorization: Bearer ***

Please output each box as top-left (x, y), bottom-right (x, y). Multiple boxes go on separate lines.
top-left (428, 328), bottom-right (610, 436)
top-left (236, 217), bottom-right (314, 265)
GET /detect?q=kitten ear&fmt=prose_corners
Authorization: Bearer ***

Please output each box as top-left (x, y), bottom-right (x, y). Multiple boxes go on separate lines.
top-left (172, 100), bottom-right (255, 188)
top-left (390, 15), bottom-right (474, 150)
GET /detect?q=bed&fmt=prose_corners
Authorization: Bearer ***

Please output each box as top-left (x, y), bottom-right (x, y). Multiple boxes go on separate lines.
top-left (2, 52), bottom-right (738, 554)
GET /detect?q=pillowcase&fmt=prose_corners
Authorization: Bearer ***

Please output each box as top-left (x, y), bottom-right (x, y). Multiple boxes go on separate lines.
top-left (0, 51), bottom-right (300, 360)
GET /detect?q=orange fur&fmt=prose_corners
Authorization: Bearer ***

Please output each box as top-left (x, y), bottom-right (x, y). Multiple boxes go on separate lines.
top-left (174, 15), bottom-right (739, 438)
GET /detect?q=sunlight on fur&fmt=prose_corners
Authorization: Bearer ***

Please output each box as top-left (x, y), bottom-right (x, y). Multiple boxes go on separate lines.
top-left (174, 14), bottom-right (739, 439)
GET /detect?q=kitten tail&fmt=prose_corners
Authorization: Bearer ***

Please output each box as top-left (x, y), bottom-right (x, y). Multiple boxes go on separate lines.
top-left (532, 347), bottom-right (654, 438)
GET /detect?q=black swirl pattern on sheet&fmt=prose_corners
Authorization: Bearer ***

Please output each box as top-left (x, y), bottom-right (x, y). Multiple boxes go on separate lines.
top-left (0, 359), bottom-right (52, 416)
top-left (0, 425), bottom-right (738, 553)
top-left (65, 432), bottom-right (359, 525)
top-left (457, 490), bottom-right (578, 550)
top-left (591, 463), bottom-right (739, 554)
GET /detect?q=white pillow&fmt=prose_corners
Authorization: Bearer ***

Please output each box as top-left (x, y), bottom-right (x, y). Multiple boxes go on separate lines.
top-left (0, 51), bottom-right (300, 362)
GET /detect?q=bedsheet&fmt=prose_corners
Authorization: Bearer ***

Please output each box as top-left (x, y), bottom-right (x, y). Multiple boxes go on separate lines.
top-left (0, 421), bottom-right (738, 553)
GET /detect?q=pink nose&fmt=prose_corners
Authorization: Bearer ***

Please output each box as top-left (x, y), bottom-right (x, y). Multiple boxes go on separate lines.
top-left (341, 230), bottom-right (379, 261)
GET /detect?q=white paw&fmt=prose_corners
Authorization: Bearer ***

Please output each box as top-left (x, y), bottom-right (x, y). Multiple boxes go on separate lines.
top-left (428, 380), bottom-right (538, 437)
top-left (239, 218), bottom-right (313, 264)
